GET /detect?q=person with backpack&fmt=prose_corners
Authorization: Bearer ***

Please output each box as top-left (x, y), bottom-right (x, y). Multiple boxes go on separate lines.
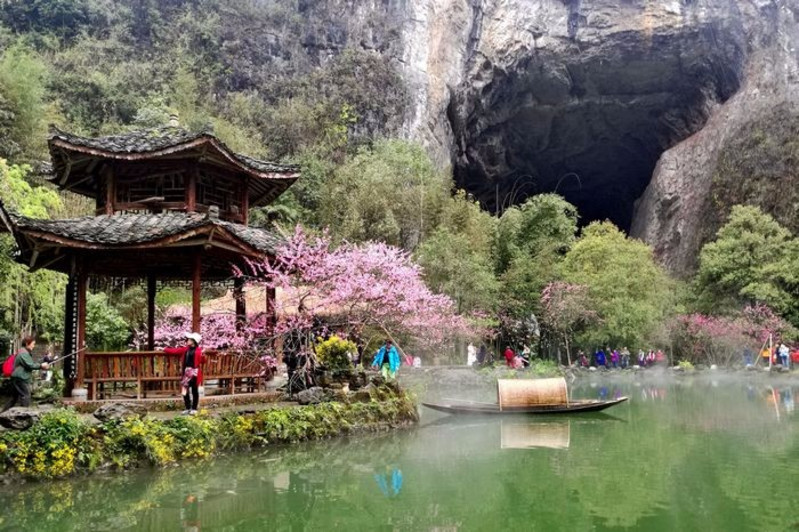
top-left (2, 336), bottom-right (49, 411)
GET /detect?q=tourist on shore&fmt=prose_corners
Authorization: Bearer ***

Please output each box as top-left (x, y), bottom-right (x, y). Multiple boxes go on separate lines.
top-left (578, 350), bottom-right (589, 367)
top-left (467, 342), bottom-right (477, 367)
top-left (2, 336), bottom-right (49, 411)
top-left (610, 349), bottom-right (619, 368)
top-left (372, 339), bottom-right (400, 380)
top-left (164, 332), bottom-right (204, 415)
top-left (637, 349), bottom-right (646, 367)
top-left (504, 346), bottom-right (515, 367)
top-left (477, 343), bottom-right (488, 365)
top-left (621, 347), bottom-right (630, 369)
top-left (520, 344), bottom-right (531, 367)
top-left (778, 343), bottom-right (790, 368)
top-left (595, 348), bottom-right (606, 368)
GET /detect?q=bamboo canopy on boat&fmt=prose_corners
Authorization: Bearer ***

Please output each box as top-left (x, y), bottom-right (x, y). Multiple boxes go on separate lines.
top-left (497, 377), bottom-right (569, 411)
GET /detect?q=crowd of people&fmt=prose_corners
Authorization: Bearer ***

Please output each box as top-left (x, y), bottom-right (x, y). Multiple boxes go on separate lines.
top-left (577, 347), bottom-right (666, 369)
top-left (466, 343), bottom-right (670, 370)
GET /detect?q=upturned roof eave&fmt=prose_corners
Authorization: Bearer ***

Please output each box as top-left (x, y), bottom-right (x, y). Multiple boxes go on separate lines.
top-left (48, 135), bottom-right (298, 182)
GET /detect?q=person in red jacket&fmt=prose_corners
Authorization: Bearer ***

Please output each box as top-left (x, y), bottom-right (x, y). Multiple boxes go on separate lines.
top-left (504, 346), bottom-right (515, 367)
top-left (164, 332), bottom-right (203, 415)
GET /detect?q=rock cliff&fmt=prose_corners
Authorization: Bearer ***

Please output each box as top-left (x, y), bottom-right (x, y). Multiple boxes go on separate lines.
top-left (390, 0), bottom-right (799, 273)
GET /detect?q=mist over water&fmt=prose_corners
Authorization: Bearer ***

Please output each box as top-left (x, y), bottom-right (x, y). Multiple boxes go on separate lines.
top-left (3, 374), bottom-right (799, 531)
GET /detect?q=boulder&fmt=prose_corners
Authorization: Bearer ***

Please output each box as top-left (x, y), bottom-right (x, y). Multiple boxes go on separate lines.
top-left (296, 386), bottom-right (326, 405)
top-left (352, 383), bottom-right (378, 403)
top-left (0, 407), bottom-right (41, 430)
top-left (93, 402), bottom-right (147, 422)
top-left (348, 370), bottom-right (367, 390)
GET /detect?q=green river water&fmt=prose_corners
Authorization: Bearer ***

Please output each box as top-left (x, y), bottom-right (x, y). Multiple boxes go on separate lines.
top-left (2, 376), bottom-right (799, 531)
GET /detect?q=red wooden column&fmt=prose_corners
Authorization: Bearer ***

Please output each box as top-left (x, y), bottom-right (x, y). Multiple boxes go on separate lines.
top-left (75, 263), bottom-right (88, 390)
top-left (147, 274), bottom-right (156, 350)
top-left (191, 254), bottom-right (202, 333)
top-left (187, 162), bottom-right (198, 212)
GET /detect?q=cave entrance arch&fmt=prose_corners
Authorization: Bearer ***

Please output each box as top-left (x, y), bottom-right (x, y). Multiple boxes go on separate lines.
top-left (451, 26), bottom-right (744, 231)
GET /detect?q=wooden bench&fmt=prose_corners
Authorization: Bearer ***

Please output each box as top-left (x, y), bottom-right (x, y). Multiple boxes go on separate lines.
top-left (83, 350), bottom-right (269, 400)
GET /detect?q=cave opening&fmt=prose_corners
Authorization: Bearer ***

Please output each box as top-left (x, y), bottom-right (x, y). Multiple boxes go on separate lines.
top-left (451, 27), bottom-right (745, 231)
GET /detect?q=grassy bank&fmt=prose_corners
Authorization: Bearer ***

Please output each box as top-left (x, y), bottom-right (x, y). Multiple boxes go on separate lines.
top-left (0, 394), bottom-right (418, 480)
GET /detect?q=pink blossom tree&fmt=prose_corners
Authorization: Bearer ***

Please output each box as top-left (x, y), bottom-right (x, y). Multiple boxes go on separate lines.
top-left (135, 310), bottom-right (278, 376)
top-left (667, 304), bottom-right (796, 366)
top-left (242, 227), bottom-right (473, 358)
top-left (540, 281), bottom-right (598, 365)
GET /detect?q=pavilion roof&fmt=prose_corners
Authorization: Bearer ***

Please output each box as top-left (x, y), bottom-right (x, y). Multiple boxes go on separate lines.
top-left (0, 201), bottom-right (282, 278)
top-left (48, 125), bottom-right (300, 206)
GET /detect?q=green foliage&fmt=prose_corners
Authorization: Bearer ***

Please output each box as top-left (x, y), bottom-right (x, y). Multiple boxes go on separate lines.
top-left (0, 396), bottom-right (418, 478)
top-left (0, 409), bottom-right (99, 478)
top-left (416, 190), bottom-right (499, 313)
top-left (315, 335), bottom-right (356, 372)
top-left (0, 0), bottom-right (92, 41)
top-left (0, 161), bottom-right (65, 341)
top-left (494, 194), bottom-right (578, 275)
top-left (494, 195), bottom-right (579, 340)
top-left (0, 43), bottom-right (50, 159)
top-left (85, 293), bottom-right (130, 351)
top-left (559, 221), bottom-right (675, 347)
top-left (695, 205), bottom-right (798, 324)
top-left (320, 139), bottom-right (449, 250)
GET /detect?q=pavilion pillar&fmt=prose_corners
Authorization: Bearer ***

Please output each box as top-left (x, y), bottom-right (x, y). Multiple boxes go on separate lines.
top-left (234, 277), bottom-right (246, 331)
top-left (147, 274), bottom-right (156, 350)
top-left (187, 161), bottom-right (198, 212)
top-left (75, 264), bottom-right (88, 391)
top-left (192, 254), bottom-right (202, 333)
top-left (62, 275), bottom-right (78, 396)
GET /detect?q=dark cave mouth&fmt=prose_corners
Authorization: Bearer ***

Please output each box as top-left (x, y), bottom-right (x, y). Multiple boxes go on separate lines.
top-left (451, 26), bottom-right (746, 231)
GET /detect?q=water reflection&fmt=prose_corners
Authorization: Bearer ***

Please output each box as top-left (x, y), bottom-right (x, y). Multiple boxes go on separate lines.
top-left (374, 467), bottom-right (403, 497)
top-left (3, 379), bottom-right (799, 531)
top-left (500, 420), bottom-right (570, 449)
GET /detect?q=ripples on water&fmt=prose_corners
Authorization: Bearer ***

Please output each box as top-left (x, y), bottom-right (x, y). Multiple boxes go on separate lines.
top-left (3, 376), bottom-right (799, 531)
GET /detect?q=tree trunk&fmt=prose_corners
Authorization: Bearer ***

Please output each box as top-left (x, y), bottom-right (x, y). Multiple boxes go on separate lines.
top-left (564, 336), bottom-right (572, 367)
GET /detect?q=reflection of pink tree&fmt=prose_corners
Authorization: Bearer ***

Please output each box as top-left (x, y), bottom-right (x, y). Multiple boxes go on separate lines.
top-left (540, 282), bottom-right (598, 366)
top-left (243, 227), bottom-right (472, 355)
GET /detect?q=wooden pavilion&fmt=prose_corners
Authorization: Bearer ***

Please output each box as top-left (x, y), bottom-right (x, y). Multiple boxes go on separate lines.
top-left (0, 123), bottom-right (299, 399)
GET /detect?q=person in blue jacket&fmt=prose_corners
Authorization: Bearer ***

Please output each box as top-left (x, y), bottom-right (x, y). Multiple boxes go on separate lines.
top-left (372, 339), bottom-right (400, 380)
top-left (595, 348), bottom-right (606, 368)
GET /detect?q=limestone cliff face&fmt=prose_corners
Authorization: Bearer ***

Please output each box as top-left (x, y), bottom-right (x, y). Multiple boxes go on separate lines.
top-left (390, 0), bottom-right (798, 273)
top-left (213, 0), bottom-right (796, 274)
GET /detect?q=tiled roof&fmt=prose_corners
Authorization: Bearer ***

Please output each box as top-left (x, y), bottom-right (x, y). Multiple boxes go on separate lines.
top-left (9, 211), bottom-right (281, 254)
top-left (48, 125), bottom-right (299, 175)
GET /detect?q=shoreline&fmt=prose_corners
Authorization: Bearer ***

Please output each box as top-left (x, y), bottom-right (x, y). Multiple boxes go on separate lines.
top-left (0, 385), bottom-right (418, 482)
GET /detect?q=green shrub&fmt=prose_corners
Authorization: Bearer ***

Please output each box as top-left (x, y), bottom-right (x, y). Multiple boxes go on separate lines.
top-left (0, 409), bottom-right (99, 477)
top-left (315, 335), bottom-right (356, 372)
top-left (0, 394), bottom-right (418, 479)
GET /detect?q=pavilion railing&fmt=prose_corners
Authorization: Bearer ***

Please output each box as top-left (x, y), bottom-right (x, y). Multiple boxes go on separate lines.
top-left (82, 350), bottom-right (269, 400)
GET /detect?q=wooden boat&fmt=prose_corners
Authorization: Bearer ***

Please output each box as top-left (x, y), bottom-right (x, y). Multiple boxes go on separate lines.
top-left (422, 377), bottom-right (628, 416)
top-left (422, 396), bottom-right (628, 415)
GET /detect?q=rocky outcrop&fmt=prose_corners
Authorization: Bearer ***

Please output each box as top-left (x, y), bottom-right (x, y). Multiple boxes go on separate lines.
top-left (93, 402), bottom-right (147, 422)
top-left (0, 408), bottom-right (41, 430)
top-left (392, 0), bottom-right (799, 273)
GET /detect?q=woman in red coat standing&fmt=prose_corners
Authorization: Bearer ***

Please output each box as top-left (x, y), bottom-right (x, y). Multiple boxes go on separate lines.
top-left (164, 332), bottom-right (203, 415)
